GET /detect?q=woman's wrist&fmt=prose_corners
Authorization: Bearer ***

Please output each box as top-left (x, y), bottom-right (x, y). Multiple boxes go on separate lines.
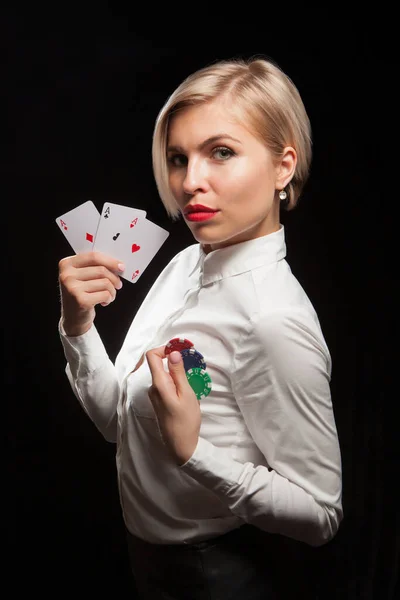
top-left (61, 317), bottom-right (93, 337)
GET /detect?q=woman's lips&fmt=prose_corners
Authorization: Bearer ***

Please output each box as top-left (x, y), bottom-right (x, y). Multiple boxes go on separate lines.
top-left (185, 211), bottom-right (219, 222)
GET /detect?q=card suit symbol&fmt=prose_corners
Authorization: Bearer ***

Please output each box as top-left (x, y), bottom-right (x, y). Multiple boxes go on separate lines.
top-left (60, 219), bottom-right (68, 230)
top-left (86, 233), bottom-right (94, 242)
top-left (130, 217), bottom-right (139, 228)
top-left (113, 233), bottom-right (120, 241)
top-left (131, 270), bottom-right (140, 280)
top-left (131, 244), bottom-right (140, 253)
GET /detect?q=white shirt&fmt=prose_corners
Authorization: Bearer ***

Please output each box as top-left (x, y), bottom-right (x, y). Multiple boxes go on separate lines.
top-left (59, 224), bottom-right (343, 547)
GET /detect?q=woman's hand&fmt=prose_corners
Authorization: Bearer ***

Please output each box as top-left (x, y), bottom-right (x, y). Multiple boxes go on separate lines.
top-left (58, 251), bottom-right (124, 336)
top-left (146, 346), bottom-right (201, 466)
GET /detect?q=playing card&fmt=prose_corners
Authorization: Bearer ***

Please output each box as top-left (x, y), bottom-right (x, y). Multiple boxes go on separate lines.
top-left (121, 217), bottom-right (170, 283)
top-left (93, 202), bottom-right (169, 283)
top-left (55, 200), bottom-right (100, 254)
top-left (93, 202), bottom-right (147, 267)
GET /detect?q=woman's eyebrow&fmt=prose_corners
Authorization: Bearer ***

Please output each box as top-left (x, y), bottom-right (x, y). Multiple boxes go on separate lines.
top-left (167, 134), bottom-right (242, 154)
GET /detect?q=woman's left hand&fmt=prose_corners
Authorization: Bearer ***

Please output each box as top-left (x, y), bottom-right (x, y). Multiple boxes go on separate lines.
top-left (146, 345), bottom-right (201, 465)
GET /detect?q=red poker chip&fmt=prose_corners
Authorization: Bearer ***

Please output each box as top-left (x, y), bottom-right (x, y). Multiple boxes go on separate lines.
top-left (165, 337), bottom-right (194, 355)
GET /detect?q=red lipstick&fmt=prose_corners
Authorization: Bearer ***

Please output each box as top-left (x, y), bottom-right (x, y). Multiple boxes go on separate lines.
top-left (184, 204), bottom-right (218, 214)
top-left (184, 204), bottom-right (219, 222)
top-left (185, 212), bottom-right (218, 222)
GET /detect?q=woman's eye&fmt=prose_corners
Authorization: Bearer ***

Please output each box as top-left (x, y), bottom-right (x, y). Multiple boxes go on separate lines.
top-left (167, 147), bottom-right (234, 166)
top-left (212, 146), bottom-right (234, 160)
top-left (168, 154), bottom-right (187, 167)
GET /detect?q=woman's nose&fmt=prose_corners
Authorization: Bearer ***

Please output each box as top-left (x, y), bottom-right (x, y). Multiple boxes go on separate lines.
top-left (182, 158), bottom-right (208, 195)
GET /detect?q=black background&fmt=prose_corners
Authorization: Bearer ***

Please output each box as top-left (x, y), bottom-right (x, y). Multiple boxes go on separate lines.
top-left (6, 10), bottom-right (397, 599)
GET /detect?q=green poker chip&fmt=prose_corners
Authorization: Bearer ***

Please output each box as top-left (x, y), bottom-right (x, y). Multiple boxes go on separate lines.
top-left (186, 368), bottom-right (212, 400)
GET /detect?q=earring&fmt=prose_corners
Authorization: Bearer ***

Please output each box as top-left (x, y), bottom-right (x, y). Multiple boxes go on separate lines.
top-left (279, 189), bottom-right (287, 201)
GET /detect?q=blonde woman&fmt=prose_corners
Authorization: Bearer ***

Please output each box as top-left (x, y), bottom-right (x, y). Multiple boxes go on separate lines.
top-left (58, 56), bottom-right (343, 599)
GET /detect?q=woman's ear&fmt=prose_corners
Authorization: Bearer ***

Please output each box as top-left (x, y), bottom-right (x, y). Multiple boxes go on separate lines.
top-left (276, 146), bottom-right (297, 189)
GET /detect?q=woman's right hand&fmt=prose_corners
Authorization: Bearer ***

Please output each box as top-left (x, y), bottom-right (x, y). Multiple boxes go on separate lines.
top-left (58, 251), bottom-right (125, 337)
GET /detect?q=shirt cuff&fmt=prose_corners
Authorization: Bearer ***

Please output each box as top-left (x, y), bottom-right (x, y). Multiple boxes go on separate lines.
top-left (179, 436), bottom-right (245, 496)
top-left (58, 318), bottom-right (109, 374)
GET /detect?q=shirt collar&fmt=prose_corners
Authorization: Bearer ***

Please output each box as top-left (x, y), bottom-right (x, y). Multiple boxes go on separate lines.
top-left (190, 224), bottom-right (286, 286)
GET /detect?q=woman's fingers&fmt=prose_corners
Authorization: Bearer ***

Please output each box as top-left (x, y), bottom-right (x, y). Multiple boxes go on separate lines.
top-left (58, 251), bottom-right (125, 335)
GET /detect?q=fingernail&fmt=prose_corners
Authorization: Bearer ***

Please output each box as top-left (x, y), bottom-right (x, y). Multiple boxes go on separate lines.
top-left (170, 351), bottom-right (181, 364)
top-left (116, 280), bottom-right (123, 289)
top-left (118, 263), bottom-right (125, 271)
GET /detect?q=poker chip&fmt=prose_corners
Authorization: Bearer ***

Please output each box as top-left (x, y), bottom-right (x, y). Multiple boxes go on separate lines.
top-left (165, 337), bottom-right (194, 355)
top-left (165, 336), bottom-right (211, 400)
top-left (181, 348), bottom-right (206, 372)
top-left (186, 368), bottom-right (212, 400)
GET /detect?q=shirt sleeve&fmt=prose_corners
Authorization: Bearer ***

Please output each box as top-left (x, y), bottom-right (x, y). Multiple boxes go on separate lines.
top-left (58, 319), bottom-right (120, 442)
top-left (180, 308), bottom-right (343, 547)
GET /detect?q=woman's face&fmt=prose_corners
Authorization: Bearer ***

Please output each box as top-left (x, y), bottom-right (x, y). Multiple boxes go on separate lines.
top-left (167, 98), bottom-right (295, 253)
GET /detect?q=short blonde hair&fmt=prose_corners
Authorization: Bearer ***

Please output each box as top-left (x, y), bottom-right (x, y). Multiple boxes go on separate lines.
top-left (152, 56), bottom-right (312, 222)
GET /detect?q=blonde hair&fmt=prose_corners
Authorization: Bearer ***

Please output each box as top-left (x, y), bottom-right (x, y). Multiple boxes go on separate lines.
top-left (152, 56), bottom-right (312, 222)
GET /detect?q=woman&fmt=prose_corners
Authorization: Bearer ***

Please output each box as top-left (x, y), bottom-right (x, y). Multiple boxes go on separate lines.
top-left (58, 56), bottom-right (343, 599)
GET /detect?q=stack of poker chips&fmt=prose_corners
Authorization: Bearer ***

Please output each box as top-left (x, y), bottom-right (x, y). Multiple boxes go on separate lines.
top-left (165, 337), bottom-right (212, 401)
